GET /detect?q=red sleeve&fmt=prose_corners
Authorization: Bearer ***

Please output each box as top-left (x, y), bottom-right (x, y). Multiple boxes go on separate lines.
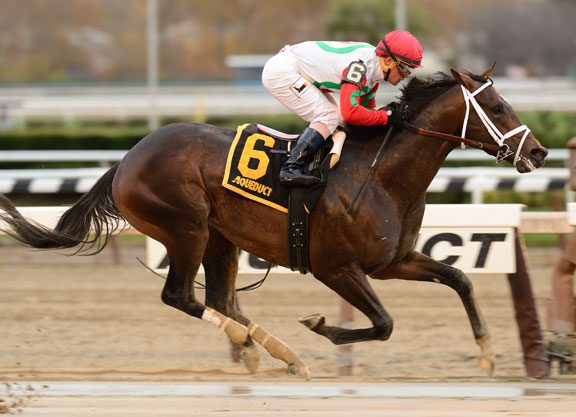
top-left (365, 83), bottom-right (379, 109)
top-left (340, 82), bottom-right (389, 126)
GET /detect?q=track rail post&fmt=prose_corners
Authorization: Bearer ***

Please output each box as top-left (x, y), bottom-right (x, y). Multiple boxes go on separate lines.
top-left (507, 228), bottom-right (549, 378)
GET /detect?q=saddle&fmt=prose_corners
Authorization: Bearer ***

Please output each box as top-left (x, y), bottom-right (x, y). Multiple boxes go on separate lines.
top-left (256, 124), bottom-right (346, 170)
top-left (222, 123), bottom-right (347, 274)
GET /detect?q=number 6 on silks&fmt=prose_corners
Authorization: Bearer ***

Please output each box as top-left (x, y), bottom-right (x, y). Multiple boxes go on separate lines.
top-left (342, 61), bottom-right (367, 87)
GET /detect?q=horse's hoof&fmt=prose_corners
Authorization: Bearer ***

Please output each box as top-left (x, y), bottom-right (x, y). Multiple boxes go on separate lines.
top-left (287, 363), bottom-right (311, 379)
top-left (479, 356), bottom-right (495, 376)
top-left (241, 344), bottom-right (260, 374)
top-left (299, 314), bottom-right (325, 330)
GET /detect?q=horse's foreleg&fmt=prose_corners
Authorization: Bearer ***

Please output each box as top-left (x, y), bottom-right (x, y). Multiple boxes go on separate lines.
top-left (370, 251), bottom-right (494, 374)
top-left (303, 263), bottom-right (394, 345)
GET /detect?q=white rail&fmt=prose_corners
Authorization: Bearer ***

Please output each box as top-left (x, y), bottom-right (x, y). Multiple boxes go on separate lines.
top-left (0, 150), bottom-right (127, 163)
top-left (1, 78), bottom-right (576, 123)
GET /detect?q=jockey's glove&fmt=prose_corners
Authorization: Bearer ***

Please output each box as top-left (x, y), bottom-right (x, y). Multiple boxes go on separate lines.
top-left (386, 108), bottom-right (407, 127)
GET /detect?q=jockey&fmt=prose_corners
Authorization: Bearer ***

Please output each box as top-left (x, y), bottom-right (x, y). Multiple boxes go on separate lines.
top-left (262, 30), bottom-right (423, 186)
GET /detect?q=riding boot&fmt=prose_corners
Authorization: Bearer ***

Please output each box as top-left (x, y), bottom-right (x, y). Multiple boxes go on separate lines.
top-left (279, 127), bottom-right (325, 186)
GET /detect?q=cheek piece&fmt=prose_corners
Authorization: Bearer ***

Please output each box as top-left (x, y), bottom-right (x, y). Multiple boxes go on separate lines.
top-left (383, 68), bottom-right (392, 81)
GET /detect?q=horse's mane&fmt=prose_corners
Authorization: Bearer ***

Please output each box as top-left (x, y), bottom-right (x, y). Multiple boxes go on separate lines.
top-left (345, 70), bottom-right (487, 140)
top-left (399, 72), bottom-right (456, 120)
top-left (399, 71), bottom-right (488, 120)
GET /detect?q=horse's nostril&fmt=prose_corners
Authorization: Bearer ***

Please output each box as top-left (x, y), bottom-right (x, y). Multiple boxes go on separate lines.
top-left (531, 147), bottom-right (548, 160)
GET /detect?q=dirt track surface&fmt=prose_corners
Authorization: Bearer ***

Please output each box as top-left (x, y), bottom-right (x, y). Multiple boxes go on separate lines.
top-left (1, 239), bottom-right (575, 415)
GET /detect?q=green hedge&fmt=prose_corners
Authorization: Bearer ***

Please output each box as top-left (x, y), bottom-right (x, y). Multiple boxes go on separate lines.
top-left (0, 115), bottom-right (308, 151)
top-left (519, 111), bottom-right (576, 148)
top-left (0, 128), bottom-right (146, 150)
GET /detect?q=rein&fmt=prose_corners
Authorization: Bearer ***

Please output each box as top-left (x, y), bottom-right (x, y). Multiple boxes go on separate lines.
top-left (347, 126), bottom-right (395, 214)
top-left (402, 78), bottom-right (531, 163)
top-left (402, 121), bottom-right (499, 152)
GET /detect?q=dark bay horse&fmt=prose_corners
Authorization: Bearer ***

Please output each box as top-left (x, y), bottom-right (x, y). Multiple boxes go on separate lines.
top-left (0, 68), bottom-right (547, 378)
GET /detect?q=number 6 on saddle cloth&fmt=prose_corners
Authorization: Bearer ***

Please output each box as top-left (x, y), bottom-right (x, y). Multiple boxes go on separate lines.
top-left (222, 123), bottom-right (346, 273)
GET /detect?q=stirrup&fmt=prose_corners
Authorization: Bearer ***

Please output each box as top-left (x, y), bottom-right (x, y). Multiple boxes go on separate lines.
top-left (279, 169), bottom-right (322, 186)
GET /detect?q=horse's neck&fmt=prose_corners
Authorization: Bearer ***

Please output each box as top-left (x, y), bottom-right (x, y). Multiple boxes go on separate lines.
top-left (377, 91), bottom-right (461, 198)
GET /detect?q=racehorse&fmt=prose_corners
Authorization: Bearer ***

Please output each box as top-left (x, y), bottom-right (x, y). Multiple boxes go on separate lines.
top-left (0, 67), bottom-right (547, 378)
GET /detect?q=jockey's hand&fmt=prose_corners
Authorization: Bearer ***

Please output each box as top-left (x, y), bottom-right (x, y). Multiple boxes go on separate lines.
top-left (385, 102), bottom-right (401, 113)
top-left (386, 108), bottom-right (406, 127)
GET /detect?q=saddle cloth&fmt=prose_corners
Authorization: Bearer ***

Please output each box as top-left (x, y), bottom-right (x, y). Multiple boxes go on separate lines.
top-left (222, 123), bottom-right (290, 212)
top-left (222, 123), bottom-right (346, 213)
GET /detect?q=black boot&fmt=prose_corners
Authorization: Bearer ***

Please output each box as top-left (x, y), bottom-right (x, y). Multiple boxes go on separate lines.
top-left (279, 128), bottom-right (325, 186)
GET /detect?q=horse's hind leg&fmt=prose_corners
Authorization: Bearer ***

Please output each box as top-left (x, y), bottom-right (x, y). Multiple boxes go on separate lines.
top-left (370, 251), bottom-right (494, 374)
top-left (202, 227), bottom-right (309, 378)
top-left (203, 227), bottom-right (260, 373)
top-left (159, 226), bottom-right (255, 358)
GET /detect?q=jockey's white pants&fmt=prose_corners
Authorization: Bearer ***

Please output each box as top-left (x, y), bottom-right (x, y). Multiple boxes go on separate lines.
top-left (261, 50), bottom-right (341, 135)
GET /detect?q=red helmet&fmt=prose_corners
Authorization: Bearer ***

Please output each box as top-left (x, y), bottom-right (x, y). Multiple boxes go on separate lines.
top-left (376, 30), bottom-right (423, 68)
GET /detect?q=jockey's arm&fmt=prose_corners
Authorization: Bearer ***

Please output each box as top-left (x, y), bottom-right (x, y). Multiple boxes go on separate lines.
top-left (340, 61), bottom-right (389, 126)
top-left (364, 84), bottom-right (379, 109)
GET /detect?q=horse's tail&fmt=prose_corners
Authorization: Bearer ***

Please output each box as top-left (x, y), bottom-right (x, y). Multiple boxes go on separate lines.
top-left (0, 163), bottom-right (125, 255)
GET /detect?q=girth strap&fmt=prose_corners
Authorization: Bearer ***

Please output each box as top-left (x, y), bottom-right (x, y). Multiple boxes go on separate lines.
top-left (288, 188), bottom-right (311, 274)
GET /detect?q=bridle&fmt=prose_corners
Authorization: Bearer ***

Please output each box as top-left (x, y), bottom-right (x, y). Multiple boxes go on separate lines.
top-left (403, 78), bottom-right (531, 166)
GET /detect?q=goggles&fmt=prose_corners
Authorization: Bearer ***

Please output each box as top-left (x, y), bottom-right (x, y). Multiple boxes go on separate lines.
top-left (395, 60), bottom-right (412, 76)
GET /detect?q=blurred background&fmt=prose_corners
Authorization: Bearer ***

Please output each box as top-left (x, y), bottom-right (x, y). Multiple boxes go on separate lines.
top-left (0, 1), bottom-right (575, 383)
top-left (0, 0), bottom-right (575, 210)
top-left (1, 0), bottom-right (575, 82)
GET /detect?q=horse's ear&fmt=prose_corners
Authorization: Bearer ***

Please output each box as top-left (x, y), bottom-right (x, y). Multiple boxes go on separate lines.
top-left (450, 69), bottom-right (476, 91)
top-left (482, 61), bottom-right (496, 79)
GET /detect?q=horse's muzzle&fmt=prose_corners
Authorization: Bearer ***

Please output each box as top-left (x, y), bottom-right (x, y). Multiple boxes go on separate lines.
top-left (516, 145), bottom-right (548, 173)
top-left (530, 146), bottom-right (548, 165)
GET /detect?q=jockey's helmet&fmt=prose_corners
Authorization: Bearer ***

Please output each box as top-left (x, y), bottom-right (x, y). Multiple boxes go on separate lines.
top-left (376, 30), bottom-right (423, 68)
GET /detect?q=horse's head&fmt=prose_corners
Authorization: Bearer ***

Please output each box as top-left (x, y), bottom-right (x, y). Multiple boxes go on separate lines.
top-left (450, 66), bottom-right (548, 173)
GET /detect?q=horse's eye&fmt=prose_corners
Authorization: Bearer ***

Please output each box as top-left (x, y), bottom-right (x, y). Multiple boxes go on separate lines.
top-left (491, 104), bottom-right (503, 114)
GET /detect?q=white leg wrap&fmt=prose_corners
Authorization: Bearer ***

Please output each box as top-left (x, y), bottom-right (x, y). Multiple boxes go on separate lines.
top-left (201, 307), bottom-right (221, 327)
top-left (202, 307), bottom-right (248, 345)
